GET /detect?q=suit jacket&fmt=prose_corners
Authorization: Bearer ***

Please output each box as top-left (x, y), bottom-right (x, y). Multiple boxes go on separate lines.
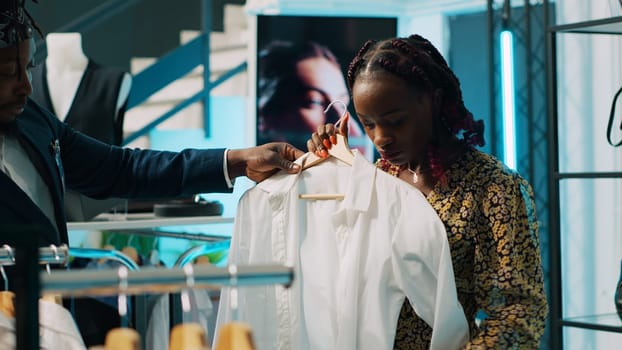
top-left (0, 98), bottom-right (231, 246)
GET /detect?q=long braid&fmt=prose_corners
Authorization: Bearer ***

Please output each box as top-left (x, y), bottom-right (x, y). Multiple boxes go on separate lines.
top-left (346, 39), bottom-right (376, 89)
top-left (347, 34), bottom-right (485, 182)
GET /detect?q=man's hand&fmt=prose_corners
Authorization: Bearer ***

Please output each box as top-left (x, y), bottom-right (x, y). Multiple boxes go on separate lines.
top-left (227, 142), bottom-right (305, 183)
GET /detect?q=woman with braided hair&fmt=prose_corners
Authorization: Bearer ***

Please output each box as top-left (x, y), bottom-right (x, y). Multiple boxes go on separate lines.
top-left (307, 34), bottom-right (547, 348)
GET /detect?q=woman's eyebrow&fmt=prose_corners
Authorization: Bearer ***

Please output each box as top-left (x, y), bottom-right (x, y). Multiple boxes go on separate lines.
top-left (357, 109), bottom-right (403, 119)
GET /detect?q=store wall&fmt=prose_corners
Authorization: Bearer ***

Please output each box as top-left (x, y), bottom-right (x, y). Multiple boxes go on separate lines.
top-left (27, 0), bottom-right (244, 71)
top-left (555, 1), bottom-right (622, 349)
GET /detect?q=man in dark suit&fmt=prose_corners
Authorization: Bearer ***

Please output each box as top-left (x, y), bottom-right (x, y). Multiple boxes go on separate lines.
top-left (0, 1), bottom-right (304, 247)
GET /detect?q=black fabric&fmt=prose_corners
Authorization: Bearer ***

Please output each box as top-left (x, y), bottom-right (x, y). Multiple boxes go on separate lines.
top-left (64, 297), bottom-right (124, 347)
top-left (31, 60), bottom-right (128, 146)
top-left (607, 85), bottom-right (622, 147)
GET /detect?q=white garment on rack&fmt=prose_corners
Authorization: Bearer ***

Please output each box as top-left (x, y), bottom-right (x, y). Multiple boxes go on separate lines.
top-left (145, 289), bottom-right (214, 350)
top-left (0, 299), bottom-right (86, 350)
top-left (215, 154), bottom-right (469, 350)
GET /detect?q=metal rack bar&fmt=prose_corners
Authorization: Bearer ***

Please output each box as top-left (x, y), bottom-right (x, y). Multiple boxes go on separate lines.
top-left (41, 264), bottom-right (294, 297)
top-left (557, 171), bottom-right (622, 179)
top-left (0, 245), bottom-right (69, 266)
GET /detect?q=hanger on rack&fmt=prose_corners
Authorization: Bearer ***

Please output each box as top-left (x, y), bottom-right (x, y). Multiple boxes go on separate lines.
top-left (169, 264), bottom-right (210, 350)
top-left (214, 322), bottom-right (255, 350)
top-left (0, 259), bottom-right (15, 318)
top-left (103, 266), bottom-right (142, 350)
top-left (214, 265), bottom-right (256, 350)
top-left (40, 245), bottom-right (63, 305)
top-left (104, 328), bottom-right (141, 350)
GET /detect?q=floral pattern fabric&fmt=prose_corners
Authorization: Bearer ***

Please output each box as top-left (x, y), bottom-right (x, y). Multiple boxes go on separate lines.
top-left (379, 148), bottom-right (548, 349)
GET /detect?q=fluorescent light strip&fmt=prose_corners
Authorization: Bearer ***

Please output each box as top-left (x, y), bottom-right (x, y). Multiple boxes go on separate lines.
top-left (500, 30), bottom-right (517, 170)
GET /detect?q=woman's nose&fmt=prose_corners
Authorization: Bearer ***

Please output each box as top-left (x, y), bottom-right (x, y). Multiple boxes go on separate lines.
top-left (373, 127), bottom-right (393, 148)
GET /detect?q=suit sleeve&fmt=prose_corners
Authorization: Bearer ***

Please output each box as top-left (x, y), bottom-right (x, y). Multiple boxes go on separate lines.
top-left (56, 117), bottom-right (232, 199)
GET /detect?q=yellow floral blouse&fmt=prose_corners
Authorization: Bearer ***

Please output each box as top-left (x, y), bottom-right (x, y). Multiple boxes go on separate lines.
top-left (379, 148), bottom-right (548, 349)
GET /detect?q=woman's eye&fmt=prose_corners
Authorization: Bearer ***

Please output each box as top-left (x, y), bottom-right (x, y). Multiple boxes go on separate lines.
top-left (362, 121), bottom-right (375, 129)
top-left (302, 99), bottom-right (325, 109)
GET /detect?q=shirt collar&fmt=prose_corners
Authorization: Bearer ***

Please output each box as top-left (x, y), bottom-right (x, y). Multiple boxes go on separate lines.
top-left (257, 152), bottom-right (376, 213)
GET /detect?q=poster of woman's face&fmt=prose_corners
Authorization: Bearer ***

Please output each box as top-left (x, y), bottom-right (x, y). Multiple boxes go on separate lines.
top-left (256, 15), bottom-right (397, 158)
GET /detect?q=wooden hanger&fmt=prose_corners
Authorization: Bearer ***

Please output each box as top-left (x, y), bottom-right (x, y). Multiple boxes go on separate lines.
top-left (300, 133), bottom-right (354, 171)
top-left (0, 264), bottom-right (14, 318)
top-left (0, 291), bottom-right (14, 318)
top-left (104, 327), bottom-right (141, 350)
top-left (169, 322), bottom-right (209, 350)
top-left (214, 322), bottom-right (255, 350)
top-left (302, 100), bottom-right (355, 170)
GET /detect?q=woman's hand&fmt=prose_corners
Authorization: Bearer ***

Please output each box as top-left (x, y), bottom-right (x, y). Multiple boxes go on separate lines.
top-left (307, 112), bottom-right (350, 158)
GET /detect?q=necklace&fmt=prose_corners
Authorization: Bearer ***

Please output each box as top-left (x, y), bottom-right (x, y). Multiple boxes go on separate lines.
top-left (407, 164), bottom-right (419, 184)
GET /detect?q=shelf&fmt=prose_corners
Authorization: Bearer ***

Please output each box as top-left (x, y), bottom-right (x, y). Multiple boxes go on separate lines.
top-left (556, 171), bottom-right (622, 179)
top-left (561, 313), bottom-right (622, 333)
top-left (67, 212), bottom-right (234, 231)
top-left (550, 16), bottom-right (622, 34)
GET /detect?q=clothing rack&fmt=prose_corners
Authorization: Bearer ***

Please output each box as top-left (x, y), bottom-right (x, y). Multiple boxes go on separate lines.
top-left (0, 244), bottom-right (69, 266)
top-left (0, 244), bottom-right (143, 271)
top-left (41, 263), bottom-right (293, 297)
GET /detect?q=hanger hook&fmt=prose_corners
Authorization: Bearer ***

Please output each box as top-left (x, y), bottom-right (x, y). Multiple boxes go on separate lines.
top-left (50, 244), bottom-right (59, 261)
top-left (228, 264), bottom-right (239, 321)
top-left (324, 100), bottom-right (349, 131)
top-left (180, 264), bottom-right (195, 314)
top-left (0, 265), bottom-right (7, 291)
top-left (2, 245), bottom-right (14, 265)
top-left (117, 266), bottom-right (129, 328)
top-left (45, 244), bottom-right (59, 274)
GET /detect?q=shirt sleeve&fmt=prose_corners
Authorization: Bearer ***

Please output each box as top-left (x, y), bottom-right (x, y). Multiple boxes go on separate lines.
top-left (392, 192), bottom-right (470, 350)
top-left (223, 149), bottom-right (234, 189)
top-left (465, 176), bottom-right (548, 349)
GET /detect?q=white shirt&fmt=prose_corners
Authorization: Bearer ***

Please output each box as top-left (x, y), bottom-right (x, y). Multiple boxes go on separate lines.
top-left (215, 154), bottom-right (469, 350)
top-left (0, 299), bottom-right (86, 350)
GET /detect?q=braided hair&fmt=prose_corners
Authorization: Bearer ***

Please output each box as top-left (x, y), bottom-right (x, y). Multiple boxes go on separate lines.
top-left (347, 34), bottom-right (484, 181)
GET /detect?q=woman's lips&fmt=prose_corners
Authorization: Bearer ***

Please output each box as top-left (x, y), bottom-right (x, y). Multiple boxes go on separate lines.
top-left (379, 150), bottom-right (403, 162)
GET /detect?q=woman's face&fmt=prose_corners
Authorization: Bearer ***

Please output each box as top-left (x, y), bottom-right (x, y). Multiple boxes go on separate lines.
top-left (291, 56), bottom-right (349, 131)
top-left (0, 39), bottom-right (34, 123)
top-left (352, 72), bottom-right (436, 166)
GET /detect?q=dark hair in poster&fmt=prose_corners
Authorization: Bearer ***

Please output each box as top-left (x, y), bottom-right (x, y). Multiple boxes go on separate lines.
top-left (256, 15), bottom-right (397, 156)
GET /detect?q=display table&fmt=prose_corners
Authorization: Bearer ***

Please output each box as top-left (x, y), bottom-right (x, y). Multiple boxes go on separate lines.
top-left (68, 212), bottom-right (234, 231)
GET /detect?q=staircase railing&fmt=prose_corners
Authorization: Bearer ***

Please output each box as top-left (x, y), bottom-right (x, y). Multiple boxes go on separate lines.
top-left (34, 0), bottom-right (143, 63)
top-left (35, 0), bottom-right (247, 143)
